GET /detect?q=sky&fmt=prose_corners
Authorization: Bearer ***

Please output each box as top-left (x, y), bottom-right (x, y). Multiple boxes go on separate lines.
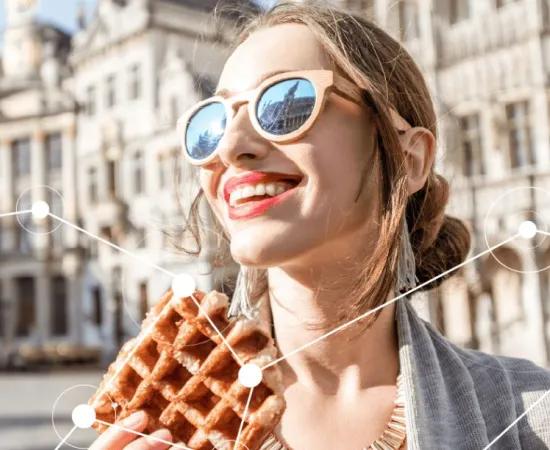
top-left (0, 0), bottom-right (277, 45)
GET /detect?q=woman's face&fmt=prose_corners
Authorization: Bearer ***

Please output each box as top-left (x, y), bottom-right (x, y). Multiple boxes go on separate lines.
top-left (199, 23), bottom-right (381, 270)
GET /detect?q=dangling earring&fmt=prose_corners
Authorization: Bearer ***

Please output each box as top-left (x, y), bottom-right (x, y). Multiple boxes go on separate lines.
top-left (395, 214), bottom-right (418, 297)
top-left (227, 265), bottom-right (259, 320)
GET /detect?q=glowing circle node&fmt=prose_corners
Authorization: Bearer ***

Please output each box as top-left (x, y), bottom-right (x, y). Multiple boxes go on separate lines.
top-left (238, 363), bottom-right (263, 388)
top-left (31, 200), bottom-right (50, 219)
top-left (171, 273), bottom-right (196, 298)
top-left (71, 404), bottom-right (96, 429)
top-left (518, 220), bottom-right (537, 239)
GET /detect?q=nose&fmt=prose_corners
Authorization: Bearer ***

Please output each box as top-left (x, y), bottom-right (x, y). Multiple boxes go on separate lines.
top-left (216, 101), bottom-right (270, 168)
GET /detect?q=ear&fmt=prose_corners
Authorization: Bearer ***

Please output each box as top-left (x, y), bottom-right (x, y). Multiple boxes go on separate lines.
top-left (399, 127), bottom-right (436, 195)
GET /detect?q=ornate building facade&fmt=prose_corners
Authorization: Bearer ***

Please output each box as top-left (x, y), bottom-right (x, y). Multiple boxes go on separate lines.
top-left (0, 0), bottom-right (254, 366)
top-left (337, 0), bottom-right (550, 368)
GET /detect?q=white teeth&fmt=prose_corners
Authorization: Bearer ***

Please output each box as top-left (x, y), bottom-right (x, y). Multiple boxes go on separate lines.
top-left (265, 184), bottom-right (277, 196)
top-left (228, 181), bottom-right (297, 207)
top-left (255, 184), bottom-right (266, 196)
top-left (242, 186), bottom-right (256, 198)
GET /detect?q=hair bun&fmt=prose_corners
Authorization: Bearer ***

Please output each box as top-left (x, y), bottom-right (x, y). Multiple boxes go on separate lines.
top-left (409, 173), bottom-right (472, 291)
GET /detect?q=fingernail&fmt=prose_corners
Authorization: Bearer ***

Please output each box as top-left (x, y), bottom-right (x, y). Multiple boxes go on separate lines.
top-left (121, 410), bottom-right (146, 427)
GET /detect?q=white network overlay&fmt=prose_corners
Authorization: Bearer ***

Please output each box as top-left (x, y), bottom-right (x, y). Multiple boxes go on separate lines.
top-left (1, 187), bottom-right (550, 450)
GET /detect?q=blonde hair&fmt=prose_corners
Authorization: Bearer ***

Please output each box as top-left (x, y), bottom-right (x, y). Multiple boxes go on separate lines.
top-left (175, 1), bottom-right (471, 330)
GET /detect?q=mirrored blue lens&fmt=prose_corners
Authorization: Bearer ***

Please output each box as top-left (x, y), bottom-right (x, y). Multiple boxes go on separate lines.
top-left (185, 102), bottom-right (226, 160)
top-left (256, 78), bottom-right (316, 135)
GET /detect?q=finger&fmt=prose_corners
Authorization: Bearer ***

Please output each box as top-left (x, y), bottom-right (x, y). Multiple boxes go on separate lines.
top-left (124, 428), bottom-right (173, 450)
top-left (89, 411), bottom-right (148, 450)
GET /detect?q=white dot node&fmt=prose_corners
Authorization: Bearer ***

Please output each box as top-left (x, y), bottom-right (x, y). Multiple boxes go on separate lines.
top-left (518, 221), bottom-right (537, 239)
top-left (71, 403), bottom-right (96, 429)
top-left (171, 273), bottom-right (196, 298)
top-left (31, 201), bottom-right (50, 219)
top-left (238, 363), bottom-right (263, 388)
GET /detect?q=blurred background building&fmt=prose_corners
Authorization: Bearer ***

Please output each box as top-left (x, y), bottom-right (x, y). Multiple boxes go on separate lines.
top-left (0, 0), bottom-right (549, 372)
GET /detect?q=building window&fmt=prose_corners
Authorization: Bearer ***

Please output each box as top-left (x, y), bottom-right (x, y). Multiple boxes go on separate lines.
top-left (505, 101), bottom-right (535, 168)
top-left (170, 96), bottom-right (179, 123)
top-left (85, 85), bottom-right (96, 115)
top-left (50, 276), bottom-right (67, 336)
top-left (459, 114), bottom-right (484, 176)
top-left (107, 159), bottom-right (118, 197)
top-left (128, 64), bottom-right (141, 100)
top-left (16, 194), bottom-right (33, 254)
top-left (399, 0), bottom-right (420, 41)
top-left (49, 190), bottom-right (63, 250)
top-left (12, 138), bottom-right (31, 178)
top-left (136, 227), bottom-right (146, 248)
top-left (89, 240), bottom-right (98, 258)
top-left (496, 0), bottom-right (518, 8)
top-left (158, 154), bottom-right (166, 188)
top-left (134, 151), bottom-right (144, 194)
top-left (449, 0), bottom-right (470, 24)
top-left (0, 280), bottom-right (4, 338)
top-left (159, 150), bottom-right (178, 189)
top-left (91, 286), bottom-right (102, 326)
top-left (16, 276), bottom-right (35, 337)
top-left (16, 226), bottom-right (32, 254)
top-left (106, 74), bottom-right (116, 108)
top-left (88, 166), bottom-right (98, 203)
top-left (171, 149), bottom-right (180, 185)
top-left (46, 132), bottom-right (62, 172)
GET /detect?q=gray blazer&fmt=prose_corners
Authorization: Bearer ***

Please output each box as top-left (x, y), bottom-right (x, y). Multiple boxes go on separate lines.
top-left (397, 294), bottom-right (550, 449)
top-left (260, 294), bottom-right (550, 449)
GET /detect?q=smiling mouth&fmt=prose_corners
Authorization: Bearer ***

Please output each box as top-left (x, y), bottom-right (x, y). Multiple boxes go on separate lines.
top-left (227, 178), bottom-right (302, 208)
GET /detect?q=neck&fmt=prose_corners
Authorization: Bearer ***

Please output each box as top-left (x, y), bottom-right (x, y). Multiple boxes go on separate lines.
top-left (264, 265), bottom-right (400, 398)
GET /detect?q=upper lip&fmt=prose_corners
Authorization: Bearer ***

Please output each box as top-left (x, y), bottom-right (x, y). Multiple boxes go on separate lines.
top-left (222, 171), bottom-right (302, 203)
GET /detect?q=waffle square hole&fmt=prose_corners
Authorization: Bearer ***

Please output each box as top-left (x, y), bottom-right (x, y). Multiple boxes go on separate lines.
top-left (241, 383), bottom-right (272, 412)
top-left (209, 406), bottom-right (242, 440)
top-left (155, 309), bottom-right (183, 344)
top-left (143, 390), bottom-right (170, 419)
top-left (169, 410), bottom-right (198, 444)
top-left (233, 330), bottom-right (269, 354)
top-left (187, 384), bottom-right (221, 416)
top-left (208, 357), bottom-right (240, 388)
top-left (197, 310), bottom-right (229, 338)
top-left (181, 334), bottom-right (217, 363)
top-left (160, 364), bottom-right (193, 395)
top-left (117, 366), bottom-right (143, 399)
top-left (141, 339), bottom-right (161, 372)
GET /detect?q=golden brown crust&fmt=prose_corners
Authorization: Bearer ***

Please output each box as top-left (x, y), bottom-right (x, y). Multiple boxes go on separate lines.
top-left (89, 289), bottom-right (285, 450)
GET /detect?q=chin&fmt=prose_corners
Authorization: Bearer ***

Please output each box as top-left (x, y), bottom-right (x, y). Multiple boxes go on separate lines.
top-left (230, 244), bottom-right (288, 269)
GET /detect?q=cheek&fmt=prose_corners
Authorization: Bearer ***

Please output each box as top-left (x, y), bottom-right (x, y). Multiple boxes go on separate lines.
top-left (199, 171), bottom-right (228, 228)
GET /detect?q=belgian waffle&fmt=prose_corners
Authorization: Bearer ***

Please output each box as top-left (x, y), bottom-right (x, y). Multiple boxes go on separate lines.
top-left (89, 289), bottom-right (286, 450)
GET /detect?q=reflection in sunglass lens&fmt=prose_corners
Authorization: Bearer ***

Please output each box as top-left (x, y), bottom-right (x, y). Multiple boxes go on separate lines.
top-left (256, 78), bottom-right (316, 135)
top-left (185, 102), bottom-right (226, 160)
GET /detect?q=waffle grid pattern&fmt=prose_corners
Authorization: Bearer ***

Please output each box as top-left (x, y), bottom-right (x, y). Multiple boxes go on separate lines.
top-left (89, 289), bottom-right (285, 450)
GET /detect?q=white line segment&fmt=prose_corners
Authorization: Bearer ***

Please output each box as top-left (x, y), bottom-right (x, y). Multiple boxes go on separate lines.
top-left (235, 387), bottom-right (255, 450)
top-left (94, 419), bottom-right (192, 450)
top-left (261, 233), bottom-right (520, 370)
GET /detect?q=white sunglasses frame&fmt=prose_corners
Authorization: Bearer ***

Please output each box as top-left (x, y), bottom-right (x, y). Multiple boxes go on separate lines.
top-left (176, 69), bottom-right (412, 166)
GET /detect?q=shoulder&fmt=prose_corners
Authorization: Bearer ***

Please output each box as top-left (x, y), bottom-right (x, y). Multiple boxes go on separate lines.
top-left (430, 328), bottom-right (550, 445)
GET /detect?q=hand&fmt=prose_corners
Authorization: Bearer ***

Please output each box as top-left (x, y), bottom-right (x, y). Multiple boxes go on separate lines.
top-left (89, 410), bottom-right (174, 450)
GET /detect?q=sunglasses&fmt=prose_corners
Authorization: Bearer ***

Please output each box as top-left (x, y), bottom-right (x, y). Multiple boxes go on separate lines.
top-left (177, 69), bottom-right (411, 166)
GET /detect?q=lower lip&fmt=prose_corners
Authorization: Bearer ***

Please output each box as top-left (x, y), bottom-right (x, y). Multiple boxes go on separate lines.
top-left (227, 186), bottom-right (299, 220)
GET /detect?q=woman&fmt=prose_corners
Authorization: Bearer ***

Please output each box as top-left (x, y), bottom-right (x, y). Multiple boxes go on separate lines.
top-left (90, 2), bottom-right (550, 449)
